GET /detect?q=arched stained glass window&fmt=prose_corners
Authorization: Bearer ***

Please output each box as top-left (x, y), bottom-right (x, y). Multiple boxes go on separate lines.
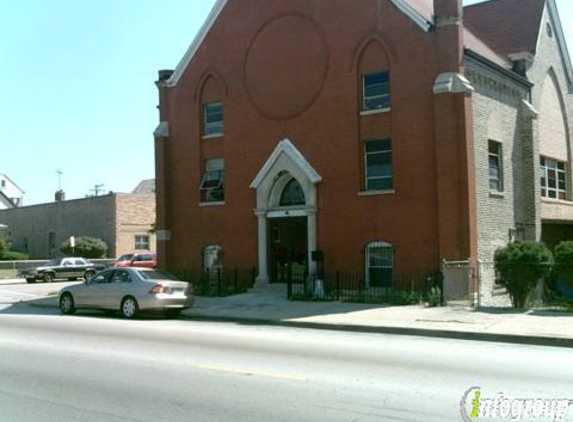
top-left (280, 178), bottom-right (306, 207)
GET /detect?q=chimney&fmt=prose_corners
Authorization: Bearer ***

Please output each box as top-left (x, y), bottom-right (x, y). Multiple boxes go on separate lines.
top-left (434, 0), bottom-right (462, 23)
top-left (55, 190), bottom-right (66, 202)
top-left (157, 69), bottom-right (174, 83)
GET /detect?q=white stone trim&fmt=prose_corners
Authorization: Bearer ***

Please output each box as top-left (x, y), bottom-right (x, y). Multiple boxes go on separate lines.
top-left (358, 190), bottom-right (396, 196)
top-left (250, 139), bottom-right (322, 287)
top-left (199, 201), bottom-right (225, 207)
top-left (250, 139), bottom-right (322, 189)
top-left (360, 108), bottom-right (391, 116)
top-left (153, 121), bottom-right (170, 138)
top-left (167, 0), bottom-right (229, 87)
top-left (433, 72), bottom-right (475, 94)
top-left (388, 0), bottom-right (432, 32)
top-left (520, 99), bottom-right (539, 119)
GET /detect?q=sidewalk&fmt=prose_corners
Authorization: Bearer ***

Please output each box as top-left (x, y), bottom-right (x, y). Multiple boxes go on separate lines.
top-left (25, 284), bottom-right (573, 347)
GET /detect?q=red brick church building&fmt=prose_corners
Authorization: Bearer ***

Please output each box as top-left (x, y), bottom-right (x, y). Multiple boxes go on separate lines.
top-left (154, 0), bottom-right (572, 297)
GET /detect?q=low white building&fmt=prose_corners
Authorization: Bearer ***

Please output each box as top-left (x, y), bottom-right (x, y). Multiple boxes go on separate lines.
top-left (0, 174), bottom-right (24, 209)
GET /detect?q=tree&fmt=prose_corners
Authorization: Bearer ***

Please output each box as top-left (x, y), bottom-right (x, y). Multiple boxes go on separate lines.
top-left (553, 241), bottom-right (573, 289)
top-left (60, 236), bottom-right (108, 259)
top-left (0, 237), bottom-right (6, 259)
top-left (494, 241), bottom-right (552, 308)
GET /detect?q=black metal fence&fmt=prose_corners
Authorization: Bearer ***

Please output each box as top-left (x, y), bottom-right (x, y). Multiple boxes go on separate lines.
top-left (287, 270), bottom-right (441, 304)
top-left (174, 267), bottom-right (257, 297)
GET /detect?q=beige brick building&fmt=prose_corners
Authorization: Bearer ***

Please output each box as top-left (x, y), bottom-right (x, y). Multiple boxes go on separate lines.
top-left (0, 193), bottom-right (156, 259)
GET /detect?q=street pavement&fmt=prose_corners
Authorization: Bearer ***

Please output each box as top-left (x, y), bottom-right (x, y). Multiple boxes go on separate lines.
top-left (2, 280), bottom-right (573, 347)
top-left (1, 308), bottom-right (572, 422)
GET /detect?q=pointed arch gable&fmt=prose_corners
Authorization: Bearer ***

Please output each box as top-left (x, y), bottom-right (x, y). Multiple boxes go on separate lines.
top-left (250, 139), bottom-right (322, 189)
top-left (195, 67), bottom-right (228, 102)
top-left (539, 67), bottom-right (570, 161)
top-left (350, 33), bottom-right (397, 72)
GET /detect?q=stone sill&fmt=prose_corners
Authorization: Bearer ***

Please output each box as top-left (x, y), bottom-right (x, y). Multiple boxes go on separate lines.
top-left (542, 199), bottom-right (573, 206)
top-left (489, 191), bottom-right (505, 198)
top-left (358, 190), bottom-right (395, 197)
top-left (360, 108), bottom-right (391, 116)
top-left (202, 134), bottom-right (224, 140)
top-left (199, 201), bottom-right (226, 207)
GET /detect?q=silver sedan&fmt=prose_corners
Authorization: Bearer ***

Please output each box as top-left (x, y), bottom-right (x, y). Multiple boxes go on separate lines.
top-left (58, 268), bottom-right (194, 318)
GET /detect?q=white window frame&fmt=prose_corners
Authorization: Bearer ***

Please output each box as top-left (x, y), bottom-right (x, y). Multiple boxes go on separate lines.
top-left (203, 244), bottom-right (223, 274)
top-left (488, 140), bottom-right (503, 192)
top-left (364, 139), bottom-right (393, 192)
top-left (203, 102), bottom-right (224, 137)
top-left (362, 72), bottom-right (391, 112)
top-left (135, 235), bottom-right (150, 251)
top-left (200, 158), bottom-right (225, 203)
top-left (540, 156), bottom-right (567, 200)
top-left (365, 241), bottom-right (394, 288)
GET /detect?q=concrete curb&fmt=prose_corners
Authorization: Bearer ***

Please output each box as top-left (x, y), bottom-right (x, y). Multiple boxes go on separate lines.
top-left (182, 315), bottom-right (573, 349)
top-left (22, 297), bottom-right (573, 349)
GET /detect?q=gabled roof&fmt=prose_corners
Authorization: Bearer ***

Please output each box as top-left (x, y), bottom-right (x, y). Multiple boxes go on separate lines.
top-left (0, 190), bottom-right (15, 209)
top-left (166, 0), bottom-right (571, 87)
top-left (464, 0), bottom-right (546, 57)
top-left (0, 173), bottom-right (25, 194)
top-left (250, 139), bottom-right (322, 189)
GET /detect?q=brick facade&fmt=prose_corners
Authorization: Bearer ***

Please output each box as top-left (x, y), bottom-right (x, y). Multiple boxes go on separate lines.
top-left (0, 193), bottom-right (155, 259)
top-left (155, 0), bottom-right (572, 297)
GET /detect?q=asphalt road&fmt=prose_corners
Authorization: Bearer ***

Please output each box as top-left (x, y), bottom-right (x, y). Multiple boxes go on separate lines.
top-left (0, 303), bottom-right (572, 422)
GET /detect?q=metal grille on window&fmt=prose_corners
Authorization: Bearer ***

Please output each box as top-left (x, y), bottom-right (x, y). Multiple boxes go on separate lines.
top-left (200, 159), bottom-right (224, 203)
top-left (365, 241), bottom-right (393, 288)
top-left (365, 139), bottom-right (392, 191)
top-left (363, 72), bottom-right (390, 111)
top-left (280, 178), bottom-right (306, 206)
top-left (203, 102), bottom-right (224, 137)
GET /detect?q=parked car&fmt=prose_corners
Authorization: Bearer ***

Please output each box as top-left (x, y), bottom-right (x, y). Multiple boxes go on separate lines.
top-left (19, 257), bottom-right (106, 283)
top-left (114, 252), bottom-right (156, 268)
top-left (58, 267), bottom-right (194, 318)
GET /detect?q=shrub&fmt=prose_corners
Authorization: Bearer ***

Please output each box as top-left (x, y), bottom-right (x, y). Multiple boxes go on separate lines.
top-left (426, 286), bottom-right (442, 307)
top-left (0, 238), bottom-right (7, 257)
top-left (553, 241), bottom-right (573, 289)
top-left (0, 251), bottom-right (29, 261)
top-left (60, 236), bottom-right (108, 259)
top-left (494, 241), bottom-right (552, 308)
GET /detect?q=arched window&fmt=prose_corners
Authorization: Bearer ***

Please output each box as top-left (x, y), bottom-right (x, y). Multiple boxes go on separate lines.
top-left (203, 245), bottom-right (223, 272)
top-left (280, 178), bottom-right (306, 207)
top-left (365, 241), bottom-right (393, 288)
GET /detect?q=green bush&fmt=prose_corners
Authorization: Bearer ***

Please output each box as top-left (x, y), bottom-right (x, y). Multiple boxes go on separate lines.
top-left (553, 241), bottom-right (573, 289)
top-left (0, 251), bottom-right (29, 261)
top-left (494, 241), bottom-right (552, 308)
top-left (426, 286), bottom-right (442, 307)
top-left (60, 236), bottom-right (108, 259)
top-left (0, 238), bottom-right (7, 257)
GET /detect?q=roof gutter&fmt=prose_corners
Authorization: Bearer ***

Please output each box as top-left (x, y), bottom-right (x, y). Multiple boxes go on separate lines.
top-left (464, 48), bottom-right (533, 89)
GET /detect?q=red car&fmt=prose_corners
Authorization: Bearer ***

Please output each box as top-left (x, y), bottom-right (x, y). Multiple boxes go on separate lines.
top-left (114, 252), bottom-right (157, 268)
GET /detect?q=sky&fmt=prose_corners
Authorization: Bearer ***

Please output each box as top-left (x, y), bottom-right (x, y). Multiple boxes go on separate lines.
top-left (0, 0), bottom-right (572, 206)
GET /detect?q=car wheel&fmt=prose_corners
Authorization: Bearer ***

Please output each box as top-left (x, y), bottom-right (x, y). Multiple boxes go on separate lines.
top-left (26, 278), bottom-right (36, 284)
top-left (165, 309), bottom-right (182, 319)
top-left (43, 273), bottom-right (54, 283)
top-left (59, 293), bottom-right (76, 315)
top-left (121, 297), bottom-right (139, 319)
top-left (85, 270), bottom-right (95, 280)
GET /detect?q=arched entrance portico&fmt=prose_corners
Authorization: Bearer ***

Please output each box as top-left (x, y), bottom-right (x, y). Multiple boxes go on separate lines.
top-left (250, 139), bottom-right (322, 286)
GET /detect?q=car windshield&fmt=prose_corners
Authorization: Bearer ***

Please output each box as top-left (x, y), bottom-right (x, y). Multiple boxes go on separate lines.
top-left (117, 254), bottom-right (134, 262)
top-left (137, 270), bottom-right (179, 281)
top-left (45, 259), bottom-right (61, 266)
